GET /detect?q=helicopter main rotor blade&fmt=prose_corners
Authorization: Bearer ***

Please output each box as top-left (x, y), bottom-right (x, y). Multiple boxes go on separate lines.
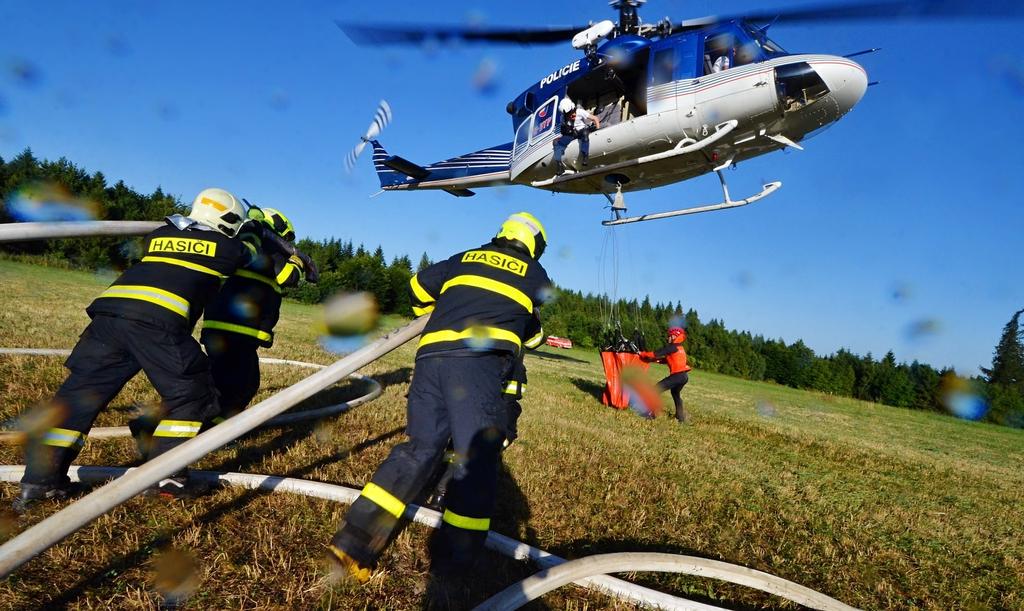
top-left (674, 0), bottom-right (1024, 31)
top-left (336, 21), bottom-right (586, 46)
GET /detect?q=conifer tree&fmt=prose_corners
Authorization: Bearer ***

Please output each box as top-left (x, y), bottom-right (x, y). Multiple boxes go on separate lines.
top-left (983, 309), bottom-right (1024, 388)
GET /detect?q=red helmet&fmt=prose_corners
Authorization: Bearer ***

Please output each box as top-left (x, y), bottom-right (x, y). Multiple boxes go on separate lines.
top-left (668, 326), bottom-right (686, 341)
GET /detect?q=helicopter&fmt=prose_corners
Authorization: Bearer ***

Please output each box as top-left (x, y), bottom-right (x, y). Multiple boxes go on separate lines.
top-left (340, 0), bottom-right (1022, 226)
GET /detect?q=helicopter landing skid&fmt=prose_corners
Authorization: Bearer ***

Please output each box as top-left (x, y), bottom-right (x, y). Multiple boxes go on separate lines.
top-left (601, 169), bottom-right (782, 226)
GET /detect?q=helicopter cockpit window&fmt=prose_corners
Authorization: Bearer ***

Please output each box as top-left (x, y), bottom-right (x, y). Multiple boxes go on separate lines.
top-left (704, 33), bottom-right (735, 75)
top-left (513, 116), bottom-right (532, 159)
top-left (742, 23), bottom-right (787, 58)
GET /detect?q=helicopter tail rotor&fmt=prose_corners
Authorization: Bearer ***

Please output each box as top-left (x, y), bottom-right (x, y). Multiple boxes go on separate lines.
top-left (345, 100), bottom-right (393, 173)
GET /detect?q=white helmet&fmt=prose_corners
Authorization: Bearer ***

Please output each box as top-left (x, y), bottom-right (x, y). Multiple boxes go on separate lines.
top-left (189, 188), bottom-right (247, 237)
top-left (558, 97), bottom-right (576, 114)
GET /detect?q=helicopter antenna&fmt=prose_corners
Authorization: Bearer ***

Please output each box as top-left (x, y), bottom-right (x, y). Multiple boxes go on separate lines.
top-left (610, 0), bottom-right (645, 36)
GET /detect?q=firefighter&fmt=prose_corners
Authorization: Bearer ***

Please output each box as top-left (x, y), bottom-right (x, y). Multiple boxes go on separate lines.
top-left (640, 326), bottom-right (692, 423)
top-left (328, 212), bottom-right (552, 582)
top-left (427, 311), bottom-right (544, 508)
top-left (199, 206), bottom-right (317, 426)
top-left (15, 188), bottom-right (260, 511)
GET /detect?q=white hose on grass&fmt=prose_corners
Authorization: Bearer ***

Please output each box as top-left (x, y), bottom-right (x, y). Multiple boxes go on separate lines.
top-left (473, 552), bottom-right (860, 611)
top-left (0, 316), bottom-right (429, 578)
top-left (0, 350), bottom-right (382, 436)
top-left (0, 466), bottom-right (719, 611)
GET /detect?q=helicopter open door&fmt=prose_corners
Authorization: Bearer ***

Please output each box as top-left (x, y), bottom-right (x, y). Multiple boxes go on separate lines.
top-left (510, 95), bottom-right (560, 180)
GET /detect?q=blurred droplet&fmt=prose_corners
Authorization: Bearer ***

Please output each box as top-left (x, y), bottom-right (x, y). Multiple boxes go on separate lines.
top-left (313, 421), bottom-right (333, 444)
top-left (8, 59), bottom-right (42, 88)
top-left (106, 35), bottom-right (131, 57)
top-left (17, 402), bottom-right (66, 441)
top-left (119, 239), bottom-right (143, 261)
top-left (0, 508), bottom-right (17, 541)
top-left (668, 314), bottom-right (686, 329)
top-left (732, 270), bottom-right (753, 289)
top-left (269, 90), bottom-right (290, 111)
top-left (937, 374), bottom-right (987, 421)
top-left (939, 375), bottom-right (989, 421)
top-left (230, 295), bottom-right (259, 319)
top-left (322, 291), bottom-right (379, 336)
top-left (471, 58), bottom-right (499, 96)
top-left (94, 267), bottom-right (118, 284)
top-left (557, 246), bottom-right (572, 261)
top-left (5, 182), bottom-right (98, 222)
top-left (890, 282), bottom-right (913, 303)
top-left (151, 548), bottom-right (199, 607)
top-left (621, 365), bottom-right (661, 419)
top-left (451, 384), bottom-right (468, 401)
top-left (319, 334), bottom-right (368, 355)
top-left (905, 318), bottom-right (941, 341)
top-left (465, 325), bottom-right (496, 351)
top-left (156, 102), bottom-right (179, 121)
top-left (756, 400), bottom-right (777, 418)
top-left (537, 284), bottom-right (557, 304)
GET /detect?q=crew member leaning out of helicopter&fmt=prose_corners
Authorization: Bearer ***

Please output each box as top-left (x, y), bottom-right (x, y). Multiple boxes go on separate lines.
top-left (199, 206), bottom-right (318, 427)
top-left (553, 98), bottom-right (600, 176)
top-left (640, 326), bottom-right (692, 423)
top-left (16, 188), bottom-right (270, 510)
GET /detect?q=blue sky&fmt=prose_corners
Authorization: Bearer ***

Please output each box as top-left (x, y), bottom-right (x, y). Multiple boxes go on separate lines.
top-left (1, 1), bottom-right (1022, 374)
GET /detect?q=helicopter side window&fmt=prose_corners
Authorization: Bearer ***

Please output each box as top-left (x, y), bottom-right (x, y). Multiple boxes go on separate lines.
top-left (704, 33), bottom-right (735, 75)
top-left (651, 48), bottom-right (676, 86)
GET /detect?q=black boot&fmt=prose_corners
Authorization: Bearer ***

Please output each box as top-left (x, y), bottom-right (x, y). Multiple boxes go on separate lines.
top-left (13, 478), bottom-right (82, 513)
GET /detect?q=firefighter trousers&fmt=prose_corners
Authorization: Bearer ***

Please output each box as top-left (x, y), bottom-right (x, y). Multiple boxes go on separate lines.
top-left (332, 352), bottom-right (511, 569)
top-left (657, 371), bottom-right (689, 422)
top-left (22, 314), bottom-right (220, 486)
top-left (202, 330), bottom-right (261, 420)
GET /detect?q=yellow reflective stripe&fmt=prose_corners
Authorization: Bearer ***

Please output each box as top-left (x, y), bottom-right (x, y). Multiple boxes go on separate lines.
top-left (409, 274), bottom-right (434, 304)
top-left (524, 329), bottom-right (544, 349)
top-left (100, 285), bottom-right (189, 318)
top-left (41, 427), bottom-right (85, 448)
top-left (275, 262), bottom-right (299, 286)
top-left (440, 275), bottom-right (532, 312)
top-left (235, 268), bottom-right (282, 293)
top-left (442, 509), bottom-right (490, 531)
top-left (152, 420), bottom-right (202, 438)
top-left (412, 305), bottom-right (434, 317)
top-left (418, 327), bottom-right (522, 350)
top-left (141, 256), bottom-right (226, 278)
top-left (503, 381), bottom-right (519, 395)
top-left (204, 320), bottom-right (272, 342)
top-left (361, 482), bottom-right (405, 519)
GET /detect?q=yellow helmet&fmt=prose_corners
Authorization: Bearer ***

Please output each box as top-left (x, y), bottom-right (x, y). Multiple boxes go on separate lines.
top-left (495, 211), bottom-right (547, 259)
top-left (189, 188), bottom-right (246, 237)
top-left (257, 207), bottom-right (295, 242)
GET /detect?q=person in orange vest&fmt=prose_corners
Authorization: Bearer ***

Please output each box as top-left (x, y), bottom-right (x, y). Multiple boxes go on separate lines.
top-left (640, 326), bottom-right (692, 423)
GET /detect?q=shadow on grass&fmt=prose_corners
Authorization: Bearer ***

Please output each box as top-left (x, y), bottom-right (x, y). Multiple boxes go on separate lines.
top-left (570, 377), bottom-right (605, 403)
top-left (420, 459), bottom-right (544, 609)
top-left (527, 350), bottom-right (588, 364)
top-left (28, 425), bottom-right (405, 610)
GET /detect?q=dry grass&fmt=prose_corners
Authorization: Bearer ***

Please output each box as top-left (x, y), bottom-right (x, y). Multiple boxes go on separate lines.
top-left (0, 259), bottom-right (1022, 610)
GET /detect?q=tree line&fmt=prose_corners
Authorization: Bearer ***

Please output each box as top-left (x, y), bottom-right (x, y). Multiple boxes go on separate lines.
top-left (2, 149), bottom-right (1021, 428)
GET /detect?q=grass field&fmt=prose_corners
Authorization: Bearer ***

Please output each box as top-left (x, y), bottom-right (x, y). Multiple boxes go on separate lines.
top-left (0, 258), bottom-right (1022, 610)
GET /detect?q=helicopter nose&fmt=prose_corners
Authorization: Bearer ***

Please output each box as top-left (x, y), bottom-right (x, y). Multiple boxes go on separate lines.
top-left (815, 58), bottom-right (868, 114)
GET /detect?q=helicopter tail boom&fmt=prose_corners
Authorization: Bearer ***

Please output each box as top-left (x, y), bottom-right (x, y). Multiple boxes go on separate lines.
top-left (370, 140), bottom-right (514, 195)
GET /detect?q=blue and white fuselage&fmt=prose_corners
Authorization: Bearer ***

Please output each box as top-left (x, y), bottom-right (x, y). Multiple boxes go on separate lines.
top-left (369, 20), bottom-right (867, 198)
